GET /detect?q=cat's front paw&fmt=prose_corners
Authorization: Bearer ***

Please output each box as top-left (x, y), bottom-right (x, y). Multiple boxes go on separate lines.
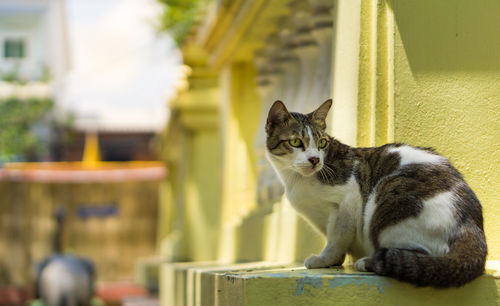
top-left (305, 255), bottom-right (330, 269)
top-left (354, 257), bottom-right (373, 272)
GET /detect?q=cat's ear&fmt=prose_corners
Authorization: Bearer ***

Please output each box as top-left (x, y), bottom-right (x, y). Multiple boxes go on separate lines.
top-left (266, 100), bottom-right (291, 134)
top-left (311, 99), bottom-right (332, 130)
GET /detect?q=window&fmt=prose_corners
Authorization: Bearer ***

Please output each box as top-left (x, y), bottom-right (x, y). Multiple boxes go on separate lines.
top-left (3, 39), bottom-right (25, 59)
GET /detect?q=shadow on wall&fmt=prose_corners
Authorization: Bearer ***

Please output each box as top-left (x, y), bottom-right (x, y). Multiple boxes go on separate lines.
top-left (392, 0), bottom-right (500, 73)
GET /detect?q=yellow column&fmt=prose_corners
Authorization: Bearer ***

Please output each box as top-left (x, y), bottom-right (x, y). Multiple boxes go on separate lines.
top-left (218, 62), bottom-right (262, 262)
top-left (357, 0), bottom-right (394, 147)
top-left (330, 0), bottom-right (362, 146)
top-left (158, 43), bottom-right (222, 262)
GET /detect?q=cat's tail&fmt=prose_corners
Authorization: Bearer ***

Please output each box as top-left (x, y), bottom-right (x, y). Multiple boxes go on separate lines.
top-left (369, 224), bottom-right (487, 288)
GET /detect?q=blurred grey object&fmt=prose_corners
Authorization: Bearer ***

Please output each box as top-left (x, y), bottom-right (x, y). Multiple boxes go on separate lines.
top-left (34, 207), bottom-right (95, 306)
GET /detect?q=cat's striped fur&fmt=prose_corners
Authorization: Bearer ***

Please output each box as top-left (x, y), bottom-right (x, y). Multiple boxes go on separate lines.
top-left (265, 99), bottom-right (486, 287)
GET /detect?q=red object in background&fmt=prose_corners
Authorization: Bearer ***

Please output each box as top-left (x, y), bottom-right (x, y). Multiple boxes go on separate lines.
top-left (97, 282), bottom-right (149, 304)
top-left (0, 283), bottom-right (151, 305)
top-left (0, 286), bottom-right (32, 305)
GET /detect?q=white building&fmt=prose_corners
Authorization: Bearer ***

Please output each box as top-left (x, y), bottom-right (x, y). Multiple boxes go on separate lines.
top-left (0, 0), bottom-right (69, 97)
top-left (1, 0), bottom-right (182, 133)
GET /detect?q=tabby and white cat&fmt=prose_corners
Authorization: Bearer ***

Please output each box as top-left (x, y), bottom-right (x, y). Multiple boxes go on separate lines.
top-left (265, 99), bottom-right (487, 287)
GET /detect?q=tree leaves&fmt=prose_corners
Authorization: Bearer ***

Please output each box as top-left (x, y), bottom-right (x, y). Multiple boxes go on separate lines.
top-left (156, 0), bottom-right (212, 44)
top-left (0, 97), bottom-right (54, 162)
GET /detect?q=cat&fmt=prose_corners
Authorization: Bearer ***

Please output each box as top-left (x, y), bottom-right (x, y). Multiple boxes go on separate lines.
top-left (265, 99), bottom-right (487, 287)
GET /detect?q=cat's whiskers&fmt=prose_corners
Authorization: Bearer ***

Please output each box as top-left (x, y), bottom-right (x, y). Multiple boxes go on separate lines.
top-left (326, 164), bottom-right (339, 179)
top-left (318, 168), bottom-right (328, 183)
top-left (320, 169), bottom-right (332, 184)
top-left (319, 164), bottom-right (337, 183)
top-left (318, 167), bottom-right (328, 183)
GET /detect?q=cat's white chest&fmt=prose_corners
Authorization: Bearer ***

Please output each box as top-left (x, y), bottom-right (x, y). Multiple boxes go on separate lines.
top-left (286, 175), bottom-right (355, 205)
top-left (286, 178), bottom-right (335, 208)
top-left (284, 175), bottom-right (356, 234)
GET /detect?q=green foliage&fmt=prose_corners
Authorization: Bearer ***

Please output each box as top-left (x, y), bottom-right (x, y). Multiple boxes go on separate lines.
top-left (40, 66), bottom-right (52, 83)
top-left (1, 67), bottom-right (27, 84)
top-left (29, 298), bottom-right (105, 306)
top-left (156, 0), bottom-right (212, 44)
top-left (0, 97), bottom-right (54, 162)
top-left (1, 69), bottom-right (18, 82)
top-left (2, 65), bottom-right (51, 84)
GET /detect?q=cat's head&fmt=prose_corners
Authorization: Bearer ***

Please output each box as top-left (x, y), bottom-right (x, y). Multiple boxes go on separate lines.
top-left (265, 99), bottom-right (332, 177)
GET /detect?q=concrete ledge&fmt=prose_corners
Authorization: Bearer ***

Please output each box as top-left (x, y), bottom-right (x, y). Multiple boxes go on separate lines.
top-left (161, 261), bottom-right (500, 306)
top-left (160, 261), bottom-right (291, 306)
top-left (161, 261), bottom-right (220, 306)
top-left (217, 264), bottom-right (500, 306)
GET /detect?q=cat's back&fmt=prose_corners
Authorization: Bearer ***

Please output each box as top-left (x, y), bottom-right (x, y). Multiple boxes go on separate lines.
top-left (357, 143), bottom-right (483, 254)
top-left (354, 143), bottom-right (461, 193)
top-left (370, 143), bottom-right (470, 193)
top-left (356, 143), bottom-right (480, 217)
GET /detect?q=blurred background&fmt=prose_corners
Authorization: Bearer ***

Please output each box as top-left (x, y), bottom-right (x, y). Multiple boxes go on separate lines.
top-left (0, 0), bottom-right (499, 305)
top-left (0, 0), bottom-right (181, 304)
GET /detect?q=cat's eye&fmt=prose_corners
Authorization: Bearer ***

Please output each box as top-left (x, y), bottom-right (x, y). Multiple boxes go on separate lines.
top-left (318, 138), bottom-right (328, 149)
top-left (289, 139), bottom-right (302, 148)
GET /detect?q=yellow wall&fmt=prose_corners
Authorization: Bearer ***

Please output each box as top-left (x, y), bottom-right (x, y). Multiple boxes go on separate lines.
top-left (161, 0), bottom-right (500, 265)
top-left (159, 1), bottom-right (500, 303)
top-left (390, 0), bottom-right (500, 259)
top-left (354, 0), bottom-right (500, 259)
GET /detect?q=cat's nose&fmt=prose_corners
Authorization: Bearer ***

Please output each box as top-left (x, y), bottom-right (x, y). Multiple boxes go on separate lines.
top-left (308, 157), bottom-right (320, 166)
